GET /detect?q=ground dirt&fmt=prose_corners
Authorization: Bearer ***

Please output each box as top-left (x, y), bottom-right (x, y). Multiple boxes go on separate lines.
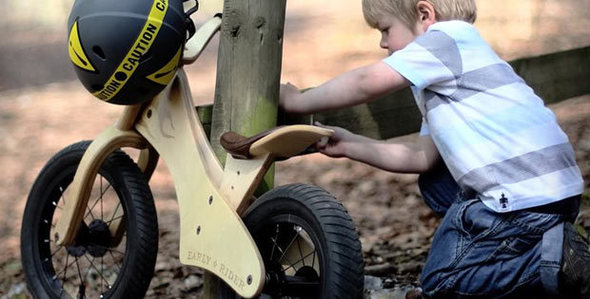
top-left (1, 0), bottom-right (590, 298)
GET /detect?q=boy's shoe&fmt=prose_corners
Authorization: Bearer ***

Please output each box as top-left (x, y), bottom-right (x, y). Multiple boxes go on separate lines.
top-left (559, 222), bottom-right (590, 298)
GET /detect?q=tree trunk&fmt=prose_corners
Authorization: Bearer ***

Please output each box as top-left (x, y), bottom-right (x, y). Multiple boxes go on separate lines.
top-left (205, 0), bottom-right (287, 297)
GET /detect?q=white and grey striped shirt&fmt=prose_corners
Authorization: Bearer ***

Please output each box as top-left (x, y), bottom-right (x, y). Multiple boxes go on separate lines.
top-left (384, 20), bottom-right (583, 212)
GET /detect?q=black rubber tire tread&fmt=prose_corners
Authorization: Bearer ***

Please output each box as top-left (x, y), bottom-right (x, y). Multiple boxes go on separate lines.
top-left (223, 183), bottom-right (364, 298)
top-left (20, 141), bottom-right (158, 298)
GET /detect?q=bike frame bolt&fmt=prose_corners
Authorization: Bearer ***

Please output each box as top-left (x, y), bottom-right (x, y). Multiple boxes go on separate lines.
top-left (208, 196), bottom-right (213, 205)
top-left (196, 226), bottom-right (201, 235)
top-left (247, 275), bottom-right (252, 285)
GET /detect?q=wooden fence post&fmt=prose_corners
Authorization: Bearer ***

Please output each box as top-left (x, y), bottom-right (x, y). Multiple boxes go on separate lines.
top-left (204, 0), bottom-right (287, 296)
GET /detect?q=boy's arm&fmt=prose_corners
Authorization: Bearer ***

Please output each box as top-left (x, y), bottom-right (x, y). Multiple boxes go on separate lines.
top-left (318, 124), bottom-right (440, 173)
top-left (347, 134), bottom-right (440, 173)
top-left (280, 62), bottom-right (410, 114)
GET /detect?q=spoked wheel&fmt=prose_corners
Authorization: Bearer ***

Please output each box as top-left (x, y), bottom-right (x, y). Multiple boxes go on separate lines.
top-left (21, 141), bottom-right (158, 298)
top-left (220, 184), bottom-right (364, 298)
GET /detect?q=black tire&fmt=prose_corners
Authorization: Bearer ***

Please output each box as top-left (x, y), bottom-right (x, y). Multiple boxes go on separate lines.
top-left (220, 183), bottom-right (364, 298)
top-left (21, 141), bottom-right (158, 298)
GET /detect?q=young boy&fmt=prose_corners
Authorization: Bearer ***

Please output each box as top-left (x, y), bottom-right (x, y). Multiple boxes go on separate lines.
top-left (280, 0), bottom-right (590, 297)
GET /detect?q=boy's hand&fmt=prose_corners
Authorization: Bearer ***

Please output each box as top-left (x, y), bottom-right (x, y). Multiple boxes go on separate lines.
top-left (314, 122), bottom-right (355, 158)
top-left (279, 82), bottom-right (301, 112)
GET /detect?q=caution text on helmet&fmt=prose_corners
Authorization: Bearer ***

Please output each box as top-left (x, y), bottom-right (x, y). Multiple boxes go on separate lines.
top-left (94, 0), bottom-right (169, 102)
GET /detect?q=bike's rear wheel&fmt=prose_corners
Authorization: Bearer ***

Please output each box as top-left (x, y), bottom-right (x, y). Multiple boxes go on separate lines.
top-left (220, 184), bottom-right (365, 298)
top-left (21, 141), bottom-right (158, 298)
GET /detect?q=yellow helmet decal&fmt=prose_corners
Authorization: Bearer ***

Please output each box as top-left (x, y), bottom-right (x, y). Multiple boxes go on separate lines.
top-left (68, 21), bottom-right (96, 72)
top-left (147, 46), bottom-right (182, 85)
top-left (93, 0), bottom-right (169, 102)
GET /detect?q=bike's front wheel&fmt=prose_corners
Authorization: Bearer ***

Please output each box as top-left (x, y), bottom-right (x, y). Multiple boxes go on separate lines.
top-left (220, 183), bottom-right (365, 298)
top-left (21, 141), bottom-right (158, 298)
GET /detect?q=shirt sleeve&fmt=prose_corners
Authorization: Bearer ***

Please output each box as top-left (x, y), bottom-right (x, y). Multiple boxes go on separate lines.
top-left (419, 118), bottom-right (430, 136)
top-left (383, 30), bottom-right (462, 91)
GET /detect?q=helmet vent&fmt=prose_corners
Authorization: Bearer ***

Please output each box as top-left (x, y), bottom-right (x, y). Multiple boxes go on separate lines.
top-left (92, 46), bottom-right (106, 60)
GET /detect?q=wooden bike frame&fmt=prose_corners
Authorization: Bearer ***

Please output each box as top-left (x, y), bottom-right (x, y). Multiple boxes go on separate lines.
top-left (52, 16), bottom-right (332, 298)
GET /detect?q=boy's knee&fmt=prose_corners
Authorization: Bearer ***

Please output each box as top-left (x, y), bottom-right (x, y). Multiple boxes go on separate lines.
top-left (419, 272), bottom-right (452, 298)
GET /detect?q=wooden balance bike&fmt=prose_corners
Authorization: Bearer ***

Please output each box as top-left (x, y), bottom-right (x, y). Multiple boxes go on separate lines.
top-left (20, 10), bottom-right (365, 299)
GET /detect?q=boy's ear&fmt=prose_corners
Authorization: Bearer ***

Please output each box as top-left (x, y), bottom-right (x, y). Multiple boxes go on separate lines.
top-left (416, 1), bottom-right (436, 30)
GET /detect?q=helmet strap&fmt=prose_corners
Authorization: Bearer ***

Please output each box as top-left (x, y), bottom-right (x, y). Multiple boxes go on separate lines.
top-left (184, 0), bottom-right (199, 40)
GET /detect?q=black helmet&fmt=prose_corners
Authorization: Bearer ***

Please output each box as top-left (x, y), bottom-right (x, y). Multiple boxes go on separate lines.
top-left (67, 0), bottom-right (186, 105)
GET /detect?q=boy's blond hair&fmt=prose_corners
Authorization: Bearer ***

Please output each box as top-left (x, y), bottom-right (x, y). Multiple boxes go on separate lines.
top-left (362, 0), bottom-right (477, 30)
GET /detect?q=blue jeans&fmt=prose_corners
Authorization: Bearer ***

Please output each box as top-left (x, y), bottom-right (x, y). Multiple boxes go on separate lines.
top-left (418, 163), bottom-right (579, 298)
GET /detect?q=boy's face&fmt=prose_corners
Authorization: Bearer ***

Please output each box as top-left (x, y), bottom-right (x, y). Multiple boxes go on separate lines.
top-left (377, 15), bottom-right (421, 55)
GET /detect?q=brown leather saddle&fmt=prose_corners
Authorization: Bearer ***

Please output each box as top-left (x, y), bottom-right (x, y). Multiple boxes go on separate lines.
top-left (220, 125), bottom-right (333, 160)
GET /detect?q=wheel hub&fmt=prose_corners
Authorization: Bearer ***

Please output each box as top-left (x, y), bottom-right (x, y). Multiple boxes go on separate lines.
top-left (295, 266), bottom-right (319, 281)
top-left (66, 219), bottom-right (112, 258)
top-left (263, 263), bottom-right (320, 297)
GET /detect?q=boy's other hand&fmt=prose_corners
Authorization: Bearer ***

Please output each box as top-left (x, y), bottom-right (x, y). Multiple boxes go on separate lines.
top-left (314, 122), bottom-right (355, 158)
